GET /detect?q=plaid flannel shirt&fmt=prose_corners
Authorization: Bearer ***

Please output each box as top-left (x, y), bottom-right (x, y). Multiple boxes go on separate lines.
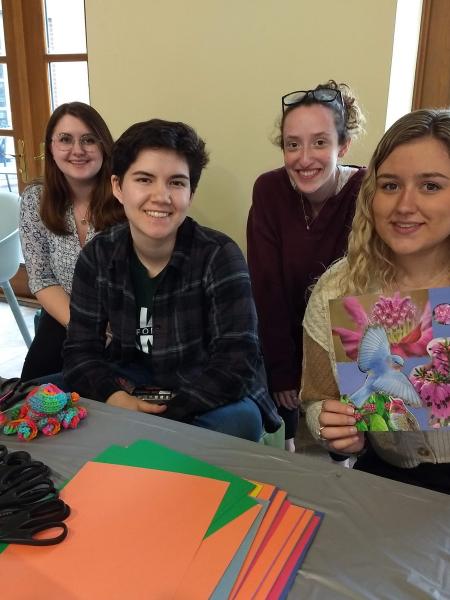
top-left (63, 217), bottom-right (281, 433)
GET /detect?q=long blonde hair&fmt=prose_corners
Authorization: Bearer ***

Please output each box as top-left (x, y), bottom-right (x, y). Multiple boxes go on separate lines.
top-left (342, 108), bottom-right (450, 294)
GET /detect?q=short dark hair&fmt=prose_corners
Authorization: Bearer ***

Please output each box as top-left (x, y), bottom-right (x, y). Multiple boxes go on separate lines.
top-left (112, 119), bottom-right (209, 193)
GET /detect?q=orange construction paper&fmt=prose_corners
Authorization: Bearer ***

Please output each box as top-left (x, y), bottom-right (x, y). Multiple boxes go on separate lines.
top-left (233, 502), bottom-right (307, 600)
top-left (267, 514), bottom-right (322, 600)
top-left (176, 484), bottom-right (276, 600)
top-left (174, 503), bottom-right (262, 600)
top-left (230, 489), bottom-right (287, 598)
top-left (254, 507), bottom-right (314, 599)
top-left (250, 481), bottom-right (276, 500)
top-left (0, 462), bottom-right (228, 600)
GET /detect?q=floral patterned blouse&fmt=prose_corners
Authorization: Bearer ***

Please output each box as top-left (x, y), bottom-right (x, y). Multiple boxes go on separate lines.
top-left (19, 183), bottom-right (96, 295)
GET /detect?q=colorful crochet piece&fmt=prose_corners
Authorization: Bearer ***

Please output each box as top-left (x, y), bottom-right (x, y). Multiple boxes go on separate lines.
top-left (1, 383), bottom-right (87, 441)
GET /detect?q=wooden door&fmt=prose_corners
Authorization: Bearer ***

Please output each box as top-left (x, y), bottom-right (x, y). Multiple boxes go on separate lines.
top-left (413, 0), bottom-right (450, 109)
top-left (1, 0), bottom-right (88, 298)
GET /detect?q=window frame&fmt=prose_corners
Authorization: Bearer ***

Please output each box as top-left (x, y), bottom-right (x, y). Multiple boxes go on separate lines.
top-left (2, 0), bottom-right (88, 188)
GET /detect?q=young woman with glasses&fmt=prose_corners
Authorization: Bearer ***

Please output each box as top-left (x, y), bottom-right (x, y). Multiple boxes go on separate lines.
top-left (301, 108), bottom-right (450, 493)
top-left (247, 80), bottom-right (365, 453)
top-left (19, 102), bottom-right (125, 380)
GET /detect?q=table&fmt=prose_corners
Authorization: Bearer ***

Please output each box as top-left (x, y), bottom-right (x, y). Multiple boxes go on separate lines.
top-left (4, 399), bottom-right (450, 599)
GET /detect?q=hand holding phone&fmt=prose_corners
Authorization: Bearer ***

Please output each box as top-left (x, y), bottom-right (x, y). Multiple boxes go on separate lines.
top-left (132, 386), bottom-right (173, 405)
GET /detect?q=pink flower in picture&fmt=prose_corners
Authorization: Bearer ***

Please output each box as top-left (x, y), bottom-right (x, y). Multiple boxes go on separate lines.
top-left (427, 338), bottom-right (450, 375)
top-left (332, 296), bottom-right (369, 360)
top-left (333, 293), bottom-right (432, 360)
top-left (416, 378), bottom-right (450, 419)
top-left (370, 293), bottom-right (416, 343)
top-left (433, 303), bottom-right (450, 325)
top-left (410, 338), bottom-right (450, 421)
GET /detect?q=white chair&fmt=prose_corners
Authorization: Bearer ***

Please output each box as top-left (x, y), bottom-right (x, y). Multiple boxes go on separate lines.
top-left (0, 190), bottom-right (32, 347)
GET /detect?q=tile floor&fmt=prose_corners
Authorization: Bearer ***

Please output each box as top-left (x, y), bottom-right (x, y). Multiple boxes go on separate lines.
top-left (0, 300), bottom-right (329, 461)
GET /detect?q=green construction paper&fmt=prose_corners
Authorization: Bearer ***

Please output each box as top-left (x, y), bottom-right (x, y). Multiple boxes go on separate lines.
top-left (0, 439), bottom-right (258, 554)
top-left (211, 495), bottom-right (258, 534)
top-left (93, 439), bottom-right (257, 537)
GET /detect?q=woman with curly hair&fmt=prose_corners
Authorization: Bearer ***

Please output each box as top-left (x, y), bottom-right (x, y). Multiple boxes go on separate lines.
top-left (247, 80), bottom-right (365, 452)
top-left (19, 102), bottom-right (125, 380)
top-left (301, 108), bottom-right (450, 493)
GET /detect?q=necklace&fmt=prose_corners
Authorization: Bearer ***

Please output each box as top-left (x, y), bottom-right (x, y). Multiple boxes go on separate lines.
top-left (298, 166), bottom-right (340, 230)
top-left (300, 193), bottom-right (312, 230)
top-left (300, 192), bottom-right (330, 231)
top-left (74, 204), bottom-right (90, 226)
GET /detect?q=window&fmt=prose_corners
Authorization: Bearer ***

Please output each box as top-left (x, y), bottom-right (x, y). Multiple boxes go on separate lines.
top-left (1, 0), bottom-right (88, 298)
top-left (1, 0), bottom-right (89, 193)
top-left (385, 0), bottom-right (423, 130)
top-left (43, 0), bottom-right (89, 110)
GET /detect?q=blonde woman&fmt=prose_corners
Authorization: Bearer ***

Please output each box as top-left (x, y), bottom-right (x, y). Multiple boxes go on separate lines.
top-left (301, 108), bottom-right (450, 493)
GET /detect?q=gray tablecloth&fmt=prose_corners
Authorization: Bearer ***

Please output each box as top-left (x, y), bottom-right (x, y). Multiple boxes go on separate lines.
top-left (3, 399), bottom-right (450, 599)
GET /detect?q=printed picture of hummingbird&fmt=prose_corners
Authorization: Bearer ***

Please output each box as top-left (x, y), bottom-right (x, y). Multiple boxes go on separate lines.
top-left (349, 326), bottom-right (422, 409)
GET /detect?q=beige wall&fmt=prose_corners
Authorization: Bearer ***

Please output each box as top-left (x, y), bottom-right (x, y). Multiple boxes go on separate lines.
top-left (85, 0), bottom-right (397, 250)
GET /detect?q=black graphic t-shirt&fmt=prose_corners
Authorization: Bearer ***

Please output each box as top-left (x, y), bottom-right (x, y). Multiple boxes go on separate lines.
top-left (129, 250), bottom-right (164, 370)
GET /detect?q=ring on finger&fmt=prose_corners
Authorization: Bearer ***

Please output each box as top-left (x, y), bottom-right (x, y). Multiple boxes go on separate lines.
top-left (318, 426), bottom-right (326, 441)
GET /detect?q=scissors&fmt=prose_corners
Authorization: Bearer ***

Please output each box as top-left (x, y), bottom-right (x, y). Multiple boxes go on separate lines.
top-left (0, 498), bottom-right (70, 545)
top-left (0, 445), bottom-right (32, 469)
top-left (0, 462), bottom-right (56, 508)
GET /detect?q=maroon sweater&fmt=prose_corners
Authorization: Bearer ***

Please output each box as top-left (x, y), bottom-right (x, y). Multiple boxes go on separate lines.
top-left (247, 166), bottom-right (366, 393)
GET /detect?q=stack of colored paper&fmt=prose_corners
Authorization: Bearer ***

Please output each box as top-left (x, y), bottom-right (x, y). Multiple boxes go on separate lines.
top-left (0, 439), bottom-right (323, 599)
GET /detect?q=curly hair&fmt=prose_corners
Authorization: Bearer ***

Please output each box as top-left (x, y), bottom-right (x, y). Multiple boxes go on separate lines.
top-left (274, 79), bottom-right (365, 148)
top-left (343, 108), bottom-right (450, 295)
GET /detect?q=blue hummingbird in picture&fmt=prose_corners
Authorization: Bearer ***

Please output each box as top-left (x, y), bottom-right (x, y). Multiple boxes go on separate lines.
top-left (349, 326), bottom-right (422, 409)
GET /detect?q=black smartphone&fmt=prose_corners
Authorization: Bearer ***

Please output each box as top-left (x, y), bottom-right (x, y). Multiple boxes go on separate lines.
top-left (133, 386), bottom-right (173, 404)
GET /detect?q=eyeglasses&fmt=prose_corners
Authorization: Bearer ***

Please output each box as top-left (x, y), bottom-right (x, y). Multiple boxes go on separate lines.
top-left (281, 88), bottom-right (343, 113)
top-left (52, 133), bottom-right (100, 152)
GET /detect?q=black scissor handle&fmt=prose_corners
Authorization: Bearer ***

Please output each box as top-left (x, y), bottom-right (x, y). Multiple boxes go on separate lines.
top-left (0, 499), bottom-right (70, 546)
top-left (0, 484), bottom-right (57, 509)
top-left (0, 493), bottom-right (60, 519)
top-left (0, 475), bottom-right (57, 509)
top-left (0, 446), bottom-right (7, 462)
top-left (0, 447), bottom-right (32, 469)
top-left (2, 520), bottom-right (68, 546)
top-left (25, 498), bottom-right (70, 524)
top-left (0, 462), bottom-right (50, 492)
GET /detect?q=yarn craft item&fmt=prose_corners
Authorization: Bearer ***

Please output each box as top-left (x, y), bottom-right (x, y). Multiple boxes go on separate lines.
top-left (2, 383), bottom-right (87, 441)
top-left (0, 389), bottom-right (15, 426)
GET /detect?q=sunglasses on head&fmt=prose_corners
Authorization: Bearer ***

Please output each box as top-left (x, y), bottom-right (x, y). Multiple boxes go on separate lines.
top-left (281, 88), bottom-right (343, 113)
